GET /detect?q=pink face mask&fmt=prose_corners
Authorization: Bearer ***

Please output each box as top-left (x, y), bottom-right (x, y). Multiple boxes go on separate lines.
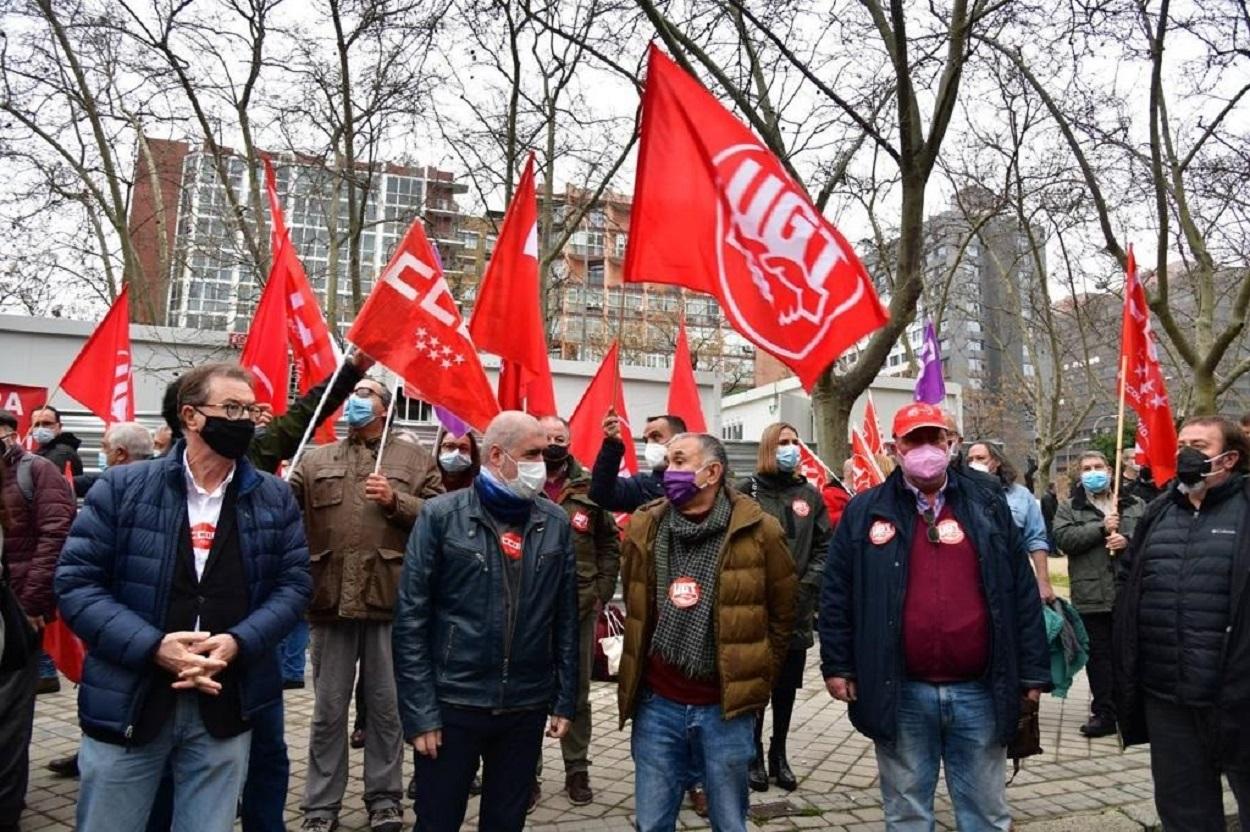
top-left (901, 444), bottom-right (950, 482)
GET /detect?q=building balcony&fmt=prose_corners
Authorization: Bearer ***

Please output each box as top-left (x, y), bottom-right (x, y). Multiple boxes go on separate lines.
top-left (567, 244), bottom-right (605, 258)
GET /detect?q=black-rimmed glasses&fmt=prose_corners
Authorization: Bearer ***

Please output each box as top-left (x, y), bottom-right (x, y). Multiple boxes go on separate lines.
top-left (196, 402), bottom-right (262, 421)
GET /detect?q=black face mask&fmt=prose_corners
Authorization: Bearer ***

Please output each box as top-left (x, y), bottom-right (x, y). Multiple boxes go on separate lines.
top-left (1175, 446), bottom-right (1223, 486)
top-left (543, 443), bottom-right (570, 473)
top-left (198, 415), bottom-right (255, 461)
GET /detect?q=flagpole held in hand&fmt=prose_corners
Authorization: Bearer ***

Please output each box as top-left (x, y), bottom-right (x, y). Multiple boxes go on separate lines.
top-left (1112, 353), bottom-right (1129, 506)
top-left (372, 379), bottom-right (401, 475)
top-left (284, 346), bottom-right (354, 481)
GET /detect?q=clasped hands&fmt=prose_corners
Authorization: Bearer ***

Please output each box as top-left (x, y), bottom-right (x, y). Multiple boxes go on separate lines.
top-left (154, 631), bottom-right (239, 695)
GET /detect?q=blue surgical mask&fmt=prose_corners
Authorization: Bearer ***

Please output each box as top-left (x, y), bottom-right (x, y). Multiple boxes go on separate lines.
top-left (344, 394), bottom-right (377, 429)
top-left (776, 444), bottom-right (800, 472)
top-left (97, 450), bottom-right (109, 471)
top-left (1081, 470), bottom-right (1110, 493)
top-left (31, 427), bottom-right (55, 446)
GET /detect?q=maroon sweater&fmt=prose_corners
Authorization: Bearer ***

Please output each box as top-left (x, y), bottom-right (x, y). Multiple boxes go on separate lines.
top-left (902, 505), bottom-right (990, 682)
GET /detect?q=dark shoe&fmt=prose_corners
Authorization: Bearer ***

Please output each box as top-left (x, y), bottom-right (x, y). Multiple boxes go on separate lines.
top-left (468, 773), bottom-right (482, 796)
top-left (283, 679), bottom-right (305, 690)
top-left (406, 772), bottom-right (417, 801)
top-left (748, 744), bottom-right (769, 792)
top-left (36, 676), bottom-right (61, 695)
top-left (368, 806), bottom-right (403, 832)
top-left (46, 753), bottom-right (79, 778)
top-left (565, 771), bottom-right (593, 806)
top-left (688, 787), bottom-right (708, 818)
top-left (300, 817), bottom-right (339, 832)
top-left (350, 729), bottom-right (366, 749)
top-left (526, 780), bottom-right (540, 814)
top-left (1079, 715), bottom-right (1117, 738)
top-left (768, 737), bottom-right (797, 791)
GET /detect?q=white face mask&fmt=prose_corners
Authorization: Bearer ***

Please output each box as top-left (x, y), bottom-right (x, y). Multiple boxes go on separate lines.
top-left (504, 452), bottom-right (547, 500)
top-left (968, 461), bottom-right (990, 474)
top-left (644, 441), bottom-right (668, 470)
top-left (439, 451), bottom-right (471, 473)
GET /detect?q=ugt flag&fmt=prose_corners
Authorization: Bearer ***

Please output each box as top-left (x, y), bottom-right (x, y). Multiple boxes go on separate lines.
top-left (624, 45), bottom-right (888, 389)
top-left (913, 321), bottom-right (945, 404)
top-left (1119, 245), bottom-right (1177, 484)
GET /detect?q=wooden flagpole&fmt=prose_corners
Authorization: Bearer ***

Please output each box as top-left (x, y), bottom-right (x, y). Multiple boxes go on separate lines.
top-left (1111, 353), bottom-right (1130, 506)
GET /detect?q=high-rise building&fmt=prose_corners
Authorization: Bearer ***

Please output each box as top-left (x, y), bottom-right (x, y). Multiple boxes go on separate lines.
top-left (453, 186), bottom-right (756, 394)
top-left (127, 138), bottom-right (466, 332)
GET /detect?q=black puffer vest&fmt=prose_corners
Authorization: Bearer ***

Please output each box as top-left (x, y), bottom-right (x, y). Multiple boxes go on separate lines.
top-left (1136, 476), bottom-right (1244, 705)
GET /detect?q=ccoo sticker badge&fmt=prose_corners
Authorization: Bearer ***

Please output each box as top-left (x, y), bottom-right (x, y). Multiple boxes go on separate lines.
top-left (869, 520), bottom-right (896, 546)
top-left (500, 532), bottom-right (523, 560)
top-left (571, 510), bottom-right (590, 533)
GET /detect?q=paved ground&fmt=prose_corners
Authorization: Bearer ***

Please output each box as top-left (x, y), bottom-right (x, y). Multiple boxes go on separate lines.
top-left (21, 647), bottom-right (1241, 831)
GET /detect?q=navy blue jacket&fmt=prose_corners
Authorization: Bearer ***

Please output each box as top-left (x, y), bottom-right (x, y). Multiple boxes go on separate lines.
top-left (393, 483), bottom-right (579, 740)
top-left (588, 438), bottom-right (663, 512)
top-left (54, 443), bottom-right (311, 741)
top-left (819, 466), bottom-right (1051, 746)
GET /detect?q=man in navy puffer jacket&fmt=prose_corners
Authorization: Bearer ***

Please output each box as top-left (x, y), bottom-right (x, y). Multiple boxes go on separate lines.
top-left (55, 363), bottom-right (311, 832)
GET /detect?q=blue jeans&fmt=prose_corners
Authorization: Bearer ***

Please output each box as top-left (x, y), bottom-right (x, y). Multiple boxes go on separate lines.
top-left (875, 681), bottom-right (1010, 831)
top-left (38, 649), bottom-right (57, 680)
top-left (631, 690), bottom-right (755, 832)
top-left (279, 620), bottom-right (308, 683)
top-left (78, 694), bottom-right (251, 832)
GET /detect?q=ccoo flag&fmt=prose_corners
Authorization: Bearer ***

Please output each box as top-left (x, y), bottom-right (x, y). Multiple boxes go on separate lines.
top-left (624, 45), bottom-right (888, 389)
top-left (1119, 245), bottom-right (1177, 484)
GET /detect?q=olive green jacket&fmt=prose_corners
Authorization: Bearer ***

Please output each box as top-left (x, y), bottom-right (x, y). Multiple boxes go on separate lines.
top-left (1052, 487), bottom-right (1145, 614)
top-left (550, 459), bottom-right (620, 616)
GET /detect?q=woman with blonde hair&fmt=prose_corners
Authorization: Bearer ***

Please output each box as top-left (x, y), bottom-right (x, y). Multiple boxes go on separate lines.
top-left (736, 422), bottom-right (831, 792)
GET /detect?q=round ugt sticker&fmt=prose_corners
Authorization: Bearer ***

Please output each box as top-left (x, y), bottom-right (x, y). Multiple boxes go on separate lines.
top-left (668, 577), bottom-right (702, 609)
top-left (791, 499), bottom-right (810, 518)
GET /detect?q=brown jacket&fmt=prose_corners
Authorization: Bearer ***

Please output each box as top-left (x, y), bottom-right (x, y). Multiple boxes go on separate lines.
top-left (616, 489), bottom-right (796, 727)
top-left (290, 434), bottom-right (443, 623)
top-left (552, 459), bottom-right (620, 616)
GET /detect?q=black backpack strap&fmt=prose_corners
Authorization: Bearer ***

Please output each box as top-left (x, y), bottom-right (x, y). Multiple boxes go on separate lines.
top-left (16, 455), bottom-right (35, 504)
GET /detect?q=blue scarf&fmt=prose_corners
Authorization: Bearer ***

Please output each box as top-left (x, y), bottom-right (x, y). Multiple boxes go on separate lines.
top-left (474, 469), bottom-right (533, 526)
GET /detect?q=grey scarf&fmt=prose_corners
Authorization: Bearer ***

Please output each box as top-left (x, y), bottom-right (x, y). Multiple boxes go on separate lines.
top-left (651, 490), bottom-right (732, 680)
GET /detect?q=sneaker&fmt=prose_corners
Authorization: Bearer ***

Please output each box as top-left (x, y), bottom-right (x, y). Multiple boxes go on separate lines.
top-left (46, 753), bottom-right (79, 778)
top-left (36, 676), bottom-right (61, 695)
top-left (526, 780), bottom-right (540, 814)
top-left (300, 818), bottom-right (339, 832)
top-left (565, 771), bottom-right (593, 806)
top-left (368, 806), bottom-right (403, 832)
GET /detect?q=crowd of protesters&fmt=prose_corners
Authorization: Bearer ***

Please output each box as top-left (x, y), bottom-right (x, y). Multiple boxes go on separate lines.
top-left (2, 358), bottom-right (1248, 832)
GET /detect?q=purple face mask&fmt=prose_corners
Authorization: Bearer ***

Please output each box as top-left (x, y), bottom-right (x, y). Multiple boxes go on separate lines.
top-left (901, 444), bottom-right (950, 483)
top-left (662, 469), bottom-right (702, 506)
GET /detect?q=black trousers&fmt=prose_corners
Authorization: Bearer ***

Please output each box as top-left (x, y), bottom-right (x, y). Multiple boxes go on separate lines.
top-left (1145, 695), bottom-right (1250, 831)
top-left (0, 648), bottom-right (38, 829)
top-left (413, 706), bottom-right (546, 832)
top-left (1082, 612), bottom-right (1115, 720)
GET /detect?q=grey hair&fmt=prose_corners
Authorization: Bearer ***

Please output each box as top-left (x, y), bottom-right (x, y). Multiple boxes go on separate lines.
top-left (105, 422), bottom-right (154, 460)
top-left (673, 432), bottom-right (730, 473)
top-left (361, 376), bottom-right (393, 409)
top-left (483, 411), bottom-right (543, 456)
top-left (1078, 450), bottom-right (1109, 466)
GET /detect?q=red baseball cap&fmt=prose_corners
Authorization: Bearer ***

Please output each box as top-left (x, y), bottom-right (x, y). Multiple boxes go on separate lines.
top-left (892, 402), bottom-right (948, 439)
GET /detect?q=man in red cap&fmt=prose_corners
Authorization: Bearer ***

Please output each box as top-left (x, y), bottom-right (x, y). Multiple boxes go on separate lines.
top-left (819, 402), bottom-right (1050, 830)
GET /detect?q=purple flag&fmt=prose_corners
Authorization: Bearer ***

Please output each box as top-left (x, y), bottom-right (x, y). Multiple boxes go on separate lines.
top-left (434, 404), bottom-right (470, 437)
top-left (914, 320), bottom-right (946, 404)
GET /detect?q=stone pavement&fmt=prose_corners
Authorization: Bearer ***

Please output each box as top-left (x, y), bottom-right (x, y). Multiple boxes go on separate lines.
top-left (24, 648), bottom-right (1240, 831)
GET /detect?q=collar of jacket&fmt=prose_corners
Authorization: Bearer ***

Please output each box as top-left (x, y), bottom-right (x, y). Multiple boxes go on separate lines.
top-left (626, 486), bottom-right (766, 551)
top-left (1168, 472), bottom-right (1248, 512)
top-left (161, 439), bottom-right (262, 497)
top-left (1071, 484), bottom-right (1133, 514)
top-left (553, 458), bottom-right (593, 504)
top-left (465, 475), bottom-right (551, 533)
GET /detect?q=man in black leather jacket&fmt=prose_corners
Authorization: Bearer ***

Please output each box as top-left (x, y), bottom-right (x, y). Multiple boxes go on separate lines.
top-left (394, 411), bottom-right (578, 832)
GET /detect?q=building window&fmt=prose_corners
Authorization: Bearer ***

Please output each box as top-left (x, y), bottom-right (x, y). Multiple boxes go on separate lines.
top-left (587, 262), bottom-right (605, 287)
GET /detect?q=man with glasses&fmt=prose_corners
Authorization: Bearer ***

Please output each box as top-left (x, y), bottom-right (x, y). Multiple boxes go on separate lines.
top-left (55, 362), bottom-right (312, 832)
top-left (289, 376), bottom-right (443, 832)
top-left (820, 402), bottom-right (1049, 831)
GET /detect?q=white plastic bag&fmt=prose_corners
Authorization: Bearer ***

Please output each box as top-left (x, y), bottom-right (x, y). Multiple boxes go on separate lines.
top-left (598, 605), bottom-right (624, 677)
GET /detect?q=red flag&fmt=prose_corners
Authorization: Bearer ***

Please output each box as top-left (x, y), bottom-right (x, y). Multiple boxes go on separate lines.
top-left (796, 438), bottom-right (829, 491)
top-left (851, 427), bottom-right (884, 493)
top-left (60, 285), bottom-right (134, 424)
top-left (0, 383), bottom-right (48, 439)
top-left (43, 618), bottom-right (85, 684)
top-left (863, 393), bottom-right (885, 456)
top-left (624, 46), bottom-right (888, 389)
top-left (263, 159), bottom-right (340, 443)
top-left (468, 153), bottom-right (557, 416)
top-left (347, 219), bottom-right (500, 432)
top-left (240, 266), bottom-right (290, 414)
top-left (666, 318), bottom-right (707, 433)
top-left (1119, 245), bottom-right (1178, 484)
top-left (569, 342), bottom-right (638, 475)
